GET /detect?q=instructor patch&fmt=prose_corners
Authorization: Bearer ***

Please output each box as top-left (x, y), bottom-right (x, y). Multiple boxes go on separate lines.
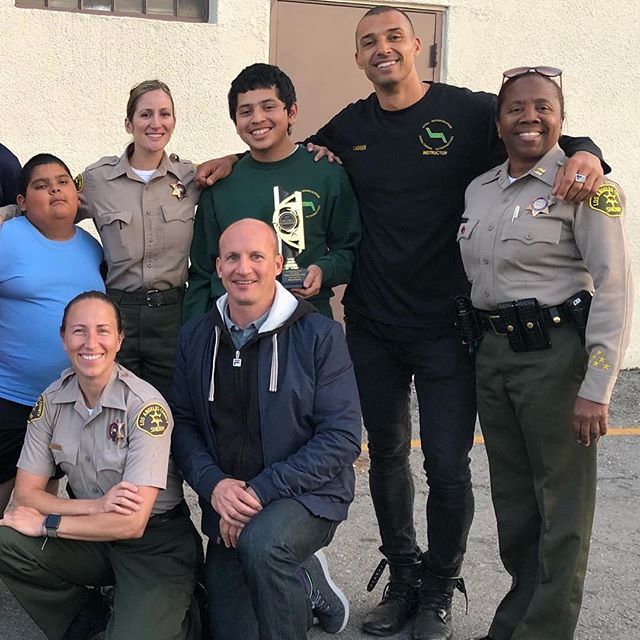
top-left (589, 184), bottom-right (623, 217)
top-left (135, 403), bottom-right (169, 437)
top-left (74, 173), bottom-right (83, 193)
top-left (28, 395), bottom-right (45, 422)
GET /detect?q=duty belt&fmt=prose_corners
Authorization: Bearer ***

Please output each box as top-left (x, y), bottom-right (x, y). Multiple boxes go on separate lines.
top-left (107, 287), bottom-right (184, 307)
top-left (476, 303), bottom-right (571, 336)
top-left (146, 501), bottom-right (189, 528)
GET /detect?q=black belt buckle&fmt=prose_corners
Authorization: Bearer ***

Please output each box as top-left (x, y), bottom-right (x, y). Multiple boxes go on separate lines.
top-left (144, 289), bottom-right (163, 307)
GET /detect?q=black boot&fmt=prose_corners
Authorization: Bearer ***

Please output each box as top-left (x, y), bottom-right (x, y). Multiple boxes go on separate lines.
top-left (362, 559), bottom-right (421, 637)
top-left (411, 570), bottom-right (467, 640)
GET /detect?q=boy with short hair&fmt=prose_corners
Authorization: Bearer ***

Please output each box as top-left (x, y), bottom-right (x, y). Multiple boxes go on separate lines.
top-left (183, 63), bottom-right (360, 320)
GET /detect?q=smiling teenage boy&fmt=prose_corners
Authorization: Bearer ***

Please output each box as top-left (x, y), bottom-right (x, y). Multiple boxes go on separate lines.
top-left (182, 63), bottom-right (361, 321)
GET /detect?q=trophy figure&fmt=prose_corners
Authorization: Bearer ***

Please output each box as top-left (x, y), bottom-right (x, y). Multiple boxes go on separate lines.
top-left (272, 186), bottom-right (308, 288)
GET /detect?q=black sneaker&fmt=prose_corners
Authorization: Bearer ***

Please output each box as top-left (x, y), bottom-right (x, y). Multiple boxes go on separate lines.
top-left (299, 550), bottom-right (349, 634)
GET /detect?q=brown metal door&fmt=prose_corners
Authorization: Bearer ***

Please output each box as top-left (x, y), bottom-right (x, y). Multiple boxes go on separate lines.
top-left (270, 1), bottom-right (443, 321)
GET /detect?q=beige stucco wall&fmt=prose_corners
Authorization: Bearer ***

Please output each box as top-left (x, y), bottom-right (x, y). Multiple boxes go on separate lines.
top-left (2, 0), bottom-right (639, 365)
top-left (0, 0), bottom-right (270, 168)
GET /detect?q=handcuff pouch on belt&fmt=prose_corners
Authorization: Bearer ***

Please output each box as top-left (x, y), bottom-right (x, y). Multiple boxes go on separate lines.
top-left (497, 298), bottom-right (550, 352)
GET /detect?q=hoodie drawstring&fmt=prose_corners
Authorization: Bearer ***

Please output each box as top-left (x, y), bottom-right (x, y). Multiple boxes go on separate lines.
top-left (269, 334), bottom-right (278, 392)
top-left (209, 327), bottom-right (279, 399)
top-left (208, 326), bottom-right (221, 401)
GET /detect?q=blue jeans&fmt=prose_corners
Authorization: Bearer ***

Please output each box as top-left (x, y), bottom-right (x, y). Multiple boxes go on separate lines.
top-left (346, 320), bottom-right (476, 576)
top-left (205, 498), bottom-right (337, 640)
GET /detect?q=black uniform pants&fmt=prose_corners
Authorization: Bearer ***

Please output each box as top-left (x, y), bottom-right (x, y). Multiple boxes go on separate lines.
top-left (346, 320), bottom-right (476, 576)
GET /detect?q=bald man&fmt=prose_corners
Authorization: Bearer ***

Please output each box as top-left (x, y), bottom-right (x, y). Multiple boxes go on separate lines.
top-left (170, 219), bottom-right (362, 639)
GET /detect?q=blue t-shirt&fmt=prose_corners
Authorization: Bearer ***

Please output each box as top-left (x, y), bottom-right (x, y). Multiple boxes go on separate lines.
top-left (0, 216), bottom-right (105, 405)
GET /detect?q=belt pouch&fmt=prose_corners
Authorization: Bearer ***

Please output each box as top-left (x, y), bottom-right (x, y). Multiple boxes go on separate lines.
top-left (515, 298), bottom-right (551, 351)
top-left (497, 301), bottom-right (527, 352)
top-left (564, 290), bottom-right (592, 342)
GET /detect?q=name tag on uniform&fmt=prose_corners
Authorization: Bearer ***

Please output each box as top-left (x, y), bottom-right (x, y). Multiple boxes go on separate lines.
top-left (48, 443), bottom-right (62, 451)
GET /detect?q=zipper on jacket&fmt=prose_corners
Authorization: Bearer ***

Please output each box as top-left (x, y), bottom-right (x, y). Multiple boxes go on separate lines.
top-left (234, 347), bottom-right (249, 478)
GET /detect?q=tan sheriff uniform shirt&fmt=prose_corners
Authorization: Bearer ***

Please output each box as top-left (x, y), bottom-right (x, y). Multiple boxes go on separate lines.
top-left (18, 364), bottom-right (183, 516)
top-left (459, 145), bottom-right (633, 404)
top-left (77, 147), bottom-right (199, 292)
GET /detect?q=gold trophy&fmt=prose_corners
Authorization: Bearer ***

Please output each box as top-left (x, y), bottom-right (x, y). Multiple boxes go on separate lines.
top-left (272, 186), bottom-right (308, 288)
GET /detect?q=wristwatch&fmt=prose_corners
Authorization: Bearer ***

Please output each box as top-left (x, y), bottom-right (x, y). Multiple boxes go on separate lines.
top-left (42, 513), bottom-right (62, 538)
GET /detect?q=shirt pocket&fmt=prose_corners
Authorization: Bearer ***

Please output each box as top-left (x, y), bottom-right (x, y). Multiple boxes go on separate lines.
top-left (96, 443), bottom-right (127, 474)
top-left (95, 209), bottom-right (140, 265)
top-left (160, 201), bottom-right (196, 257)
top-left (50, 431), bottom-right (79, 474)
top-left (500, 218), bottom-right (563, 282)
top-left (457, 218), bottom-right (480, 281)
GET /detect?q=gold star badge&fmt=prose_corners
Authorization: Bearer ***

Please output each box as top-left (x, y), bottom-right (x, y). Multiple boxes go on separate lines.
top-left (171, 181), bottom-right (186, 201)
top-left (527, 195), bottom-right (554, 217)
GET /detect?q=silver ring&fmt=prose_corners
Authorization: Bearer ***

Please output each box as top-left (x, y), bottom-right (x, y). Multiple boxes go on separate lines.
top-left (575, 173), bottom-right (587, 183)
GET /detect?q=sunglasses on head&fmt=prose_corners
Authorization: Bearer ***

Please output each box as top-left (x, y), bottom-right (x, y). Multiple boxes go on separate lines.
top-left (502, 66), bottom-right (563, 88)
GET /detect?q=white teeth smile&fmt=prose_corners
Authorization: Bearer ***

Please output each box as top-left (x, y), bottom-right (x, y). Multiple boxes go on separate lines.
top-left (80, 354), bottom-right (102, 360)
top-left (252, 128), bottom-right (270, 136)
top-left (518, 132), bottom-right (541, 138)
top-left (376, 60), bottom-right (397, 69)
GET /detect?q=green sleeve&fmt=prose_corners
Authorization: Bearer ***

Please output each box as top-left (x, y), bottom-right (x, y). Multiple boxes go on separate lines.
top-left (312, 170), bottom-right (361, 288)
top-left (182, 188), bottom-right (222, 322)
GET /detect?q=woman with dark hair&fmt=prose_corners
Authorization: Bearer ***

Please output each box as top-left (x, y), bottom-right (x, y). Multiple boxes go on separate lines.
top-left (458, 68), bottom-right (632, 640)
top-left (0, 291), bottom-right (201, 640)
top-left (0, 154), bottom-right (104, 514)
top-left (75, 80), bottom-right (200, 398)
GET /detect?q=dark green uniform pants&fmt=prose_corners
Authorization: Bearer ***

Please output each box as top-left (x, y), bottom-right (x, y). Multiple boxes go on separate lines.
top-left (108, 294), bottom-right (182, 400)
top-left (475, 324), bottom-right (596, 640)
top-left (0, 513), bottom-right (201, 640)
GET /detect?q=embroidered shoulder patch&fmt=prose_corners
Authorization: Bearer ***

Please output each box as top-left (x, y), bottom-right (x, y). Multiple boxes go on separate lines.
top-left (74, 173), bottom-right (83, 193)
top-left (589, 184), bottom-right (623, 217)
top-left (135, 403), bottom-right (169, 438)
top-left (28, 395), bottom-right (45, 422)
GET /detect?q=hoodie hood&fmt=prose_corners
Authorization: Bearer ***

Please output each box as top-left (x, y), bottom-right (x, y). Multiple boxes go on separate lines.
top-left (208, 281), bottom-right (317, 400)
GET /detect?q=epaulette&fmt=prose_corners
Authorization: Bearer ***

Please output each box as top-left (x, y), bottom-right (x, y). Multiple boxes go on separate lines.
top-left (83, 155), bottom-right (120, 173)
top-left (46, 367), bottom-right (76, 394)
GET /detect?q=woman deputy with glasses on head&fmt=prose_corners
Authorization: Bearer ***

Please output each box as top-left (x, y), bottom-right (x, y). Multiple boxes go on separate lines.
top-left (457, 67), bottom-right (632, 640)
top-left (74, 80), bottom-right (200, 399)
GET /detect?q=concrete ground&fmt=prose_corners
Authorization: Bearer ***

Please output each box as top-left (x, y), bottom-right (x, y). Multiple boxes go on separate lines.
top-left (2, 371), bottom-right (639, 640)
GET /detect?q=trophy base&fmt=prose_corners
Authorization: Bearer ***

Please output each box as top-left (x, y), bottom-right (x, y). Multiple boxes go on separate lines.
top-left (281, 268), bottom-right (308, 289)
